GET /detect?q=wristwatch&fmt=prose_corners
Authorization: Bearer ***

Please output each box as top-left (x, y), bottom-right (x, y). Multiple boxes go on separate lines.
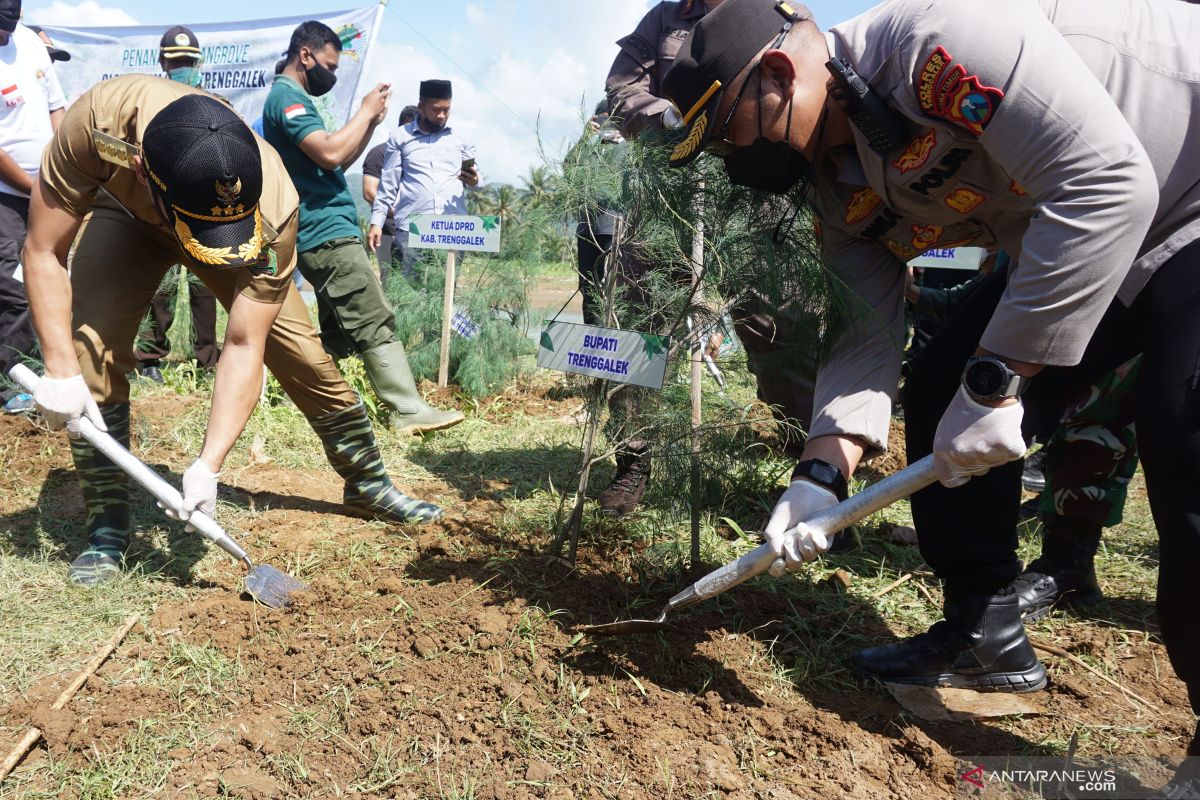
top-left (790, 458), bottom-right (849, 502)
top-left (962, 355), bottom-right (1028, 403)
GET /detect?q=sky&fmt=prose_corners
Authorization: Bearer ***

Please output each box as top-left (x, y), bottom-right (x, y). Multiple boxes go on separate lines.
top-left (23, 0), bottom-right (879, 185)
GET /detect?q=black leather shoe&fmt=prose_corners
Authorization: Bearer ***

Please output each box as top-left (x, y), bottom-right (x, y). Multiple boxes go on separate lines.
top-left (1021, 450), bottom-right (1046, 493)
top-left (1015, 517), bottom-right (1103, 621)
top-left (1159, 757), bottom-right (1200, 799)
top-left (853, 590), bottom-right (1047, 692)
top-left (1013, 558), bottom-right (1103, 622)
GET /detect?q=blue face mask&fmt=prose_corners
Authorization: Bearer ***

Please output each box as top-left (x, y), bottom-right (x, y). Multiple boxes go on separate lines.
top-left (167, 65), bottom-right (202, 88)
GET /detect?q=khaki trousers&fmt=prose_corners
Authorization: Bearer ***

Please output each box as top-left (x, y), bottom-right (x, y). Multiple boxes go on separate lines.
top-left (71, 210), bottom-right (357, 416)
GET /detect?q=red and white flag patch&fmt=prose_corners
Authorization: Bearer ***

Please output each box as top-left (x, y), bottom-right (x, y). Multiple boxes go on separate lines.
top-left (2, 84), bottom-right (23, 108)
top-left (283, 103), bottom-right (306, 121)
top-left (915, 46), bottom-right (1003, 137)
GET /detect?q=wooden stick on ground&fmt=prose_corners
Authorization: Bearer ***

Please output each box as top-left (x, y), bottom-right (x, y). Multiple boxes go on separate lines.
top-left (1030, 637), bottom-right (1158, 713)
top-left (0, 613), bottom-right (140, 784)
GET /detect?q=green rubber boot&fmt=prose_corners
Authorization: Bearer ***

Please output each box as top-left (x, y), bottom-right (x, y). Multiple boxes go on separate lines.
top-left (308, 402), bottom-right (443, 524)
top-left (361, 341), bottom-right (464, 435)
top-left (68, 404), bottom-right (132, 587)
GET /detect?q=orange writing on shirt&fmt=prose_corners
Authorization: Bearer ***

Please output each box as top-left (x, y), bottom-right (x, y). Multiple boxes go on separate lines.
top-left (844, 187), bottom-right (882, 226)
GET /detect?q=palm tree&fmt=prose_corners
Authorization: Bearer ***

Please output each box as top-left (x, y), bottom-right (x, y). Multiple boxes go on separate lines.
top-left (519, 165), bottom-right (554, 210)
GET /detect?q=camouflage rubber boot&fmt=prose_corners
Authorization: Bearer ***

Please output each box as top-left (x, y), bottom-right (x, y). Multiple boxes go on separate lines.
top-left (68, 404), bottom-right (132, 587)
top-left (308, 402), bottom-right (443, 524)
top-left (597, 443), bottom-right (651, 517)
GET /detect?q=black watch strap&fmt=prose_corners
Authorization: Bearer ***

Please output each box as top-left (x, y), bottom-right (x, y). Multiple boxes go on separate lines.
top-left (790, 458), bottom-right (849, 502)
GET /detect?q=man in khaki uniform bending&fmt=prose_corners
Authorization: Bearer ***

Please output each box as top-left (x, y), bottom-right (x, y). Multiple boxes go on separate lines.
top-left (23, 75), bottom-right (441, 588)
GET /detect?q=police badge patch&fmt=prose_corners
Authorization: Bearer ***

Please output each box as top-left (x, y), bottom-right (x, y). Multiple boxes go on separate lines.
top-left (844, 187), bottom-right (882, 225)
top-left (916, 46), bottom-right (1004, 137)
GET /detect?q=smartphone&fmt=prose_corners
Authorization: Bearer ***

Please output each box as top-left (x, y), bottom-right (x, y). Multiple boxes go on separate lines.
top-left (461, 158), bottom-right (476, 171)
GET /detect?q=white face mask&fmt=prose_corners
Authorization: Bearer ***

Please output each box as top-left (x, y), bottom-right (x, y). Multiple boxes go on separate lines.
top-left (167, 64), bottom-right (202, 88)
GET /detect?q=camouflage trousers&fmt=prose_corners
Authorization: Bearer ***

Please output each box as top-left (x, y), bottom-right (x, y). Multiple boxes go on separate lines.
top-left (1038, 357), bottom-right (1140, 528)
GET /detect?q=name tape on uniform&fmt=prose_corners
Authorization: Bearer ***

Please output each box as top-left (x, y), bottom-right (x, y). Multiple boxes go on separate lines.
top-left (407, 214), bottom-right (501, 253)
top-left (908, 246), bottom-right (986, 271)
top-left (537, 321), bottom-right (670, 390)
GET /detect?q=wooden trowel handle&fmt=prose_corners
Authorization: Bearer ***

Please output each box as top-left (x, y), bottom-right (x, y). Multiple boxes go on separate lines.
top-left (667, 455), bottom-right (938, 613)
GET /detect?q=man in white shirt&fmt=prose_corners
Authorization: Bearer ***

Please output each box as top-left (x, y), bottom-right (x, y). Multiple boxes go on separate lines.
top-left (0, 0), bottom-right (65, 412)
top-left (366, 79), bottom-right (480, 281)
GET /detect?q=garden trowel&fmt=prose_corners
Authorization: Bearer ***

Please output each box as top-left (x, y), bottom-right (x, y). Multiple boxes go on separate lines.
top-left (584, 454), bottom-right (939, 636)
top-left (10, 364), bottom-right (308, 608)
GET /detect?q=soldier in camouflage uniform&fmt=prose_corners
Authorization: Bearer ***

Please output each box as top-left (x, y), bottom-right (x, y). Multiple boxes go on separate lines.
top-left (1014, 357), bottom-right (1140, 620)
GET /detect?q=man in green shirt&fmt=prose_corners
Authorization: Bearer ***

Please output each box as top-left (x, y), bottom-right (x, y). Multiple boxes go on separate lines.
top-left (263, 20), bottom-right (462, 434)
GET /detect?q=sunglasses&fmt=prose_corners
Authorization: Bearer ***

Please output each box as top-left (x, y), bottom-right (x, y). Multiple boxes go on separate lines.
top-left (704, 22), bottom-right (795, 157)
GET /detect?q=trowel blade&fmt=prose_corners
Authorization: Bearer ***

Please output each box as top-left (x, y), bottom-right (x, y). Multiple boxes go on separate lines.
top-left (582, 619), bottom-right (674, 636)
top-left (244, 565), bottom-right (309, 609)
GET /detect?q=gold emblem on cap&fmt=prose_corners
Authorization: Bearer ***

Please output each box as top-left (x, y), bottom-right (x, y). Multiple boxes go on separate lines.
top-left (175, 32), bottom-right (190, 46)
top-left (671, 110), bottom-right (708, 163)
top-left (215, 178), bottom-right (242, 206)
top-left (174, 208), bottom-right (263, 266)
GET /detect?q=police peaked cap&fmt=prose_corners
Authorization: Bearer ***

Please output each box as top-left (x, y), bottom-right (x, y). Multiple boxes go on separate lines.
top-left (662, 0), bottom-right (814, 166)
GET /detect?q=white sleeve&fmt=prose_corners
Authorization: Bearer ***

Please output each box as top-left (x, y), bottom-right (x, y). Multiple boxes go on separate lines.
top-left (43, 61), bottom-right (66, 112)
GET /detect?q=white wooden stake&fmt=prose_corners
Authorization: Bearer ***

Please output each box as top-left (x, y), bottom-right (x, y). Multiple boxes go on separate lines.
top-left (438, 250), bottom-right (457, 388)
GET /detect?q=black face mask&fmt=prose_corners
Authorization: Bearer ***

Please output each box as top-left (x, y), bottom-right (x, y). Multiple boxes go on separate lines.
top-left (723, 80), bottom-right (822, 196)
top-left (305, 57), bottom-right (337, 97)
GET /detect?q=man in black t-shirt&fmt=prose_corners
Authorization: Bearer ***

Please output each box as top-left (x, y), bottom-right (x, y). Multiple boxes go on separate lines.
top-left (362, 104), bottom-right (417, 284)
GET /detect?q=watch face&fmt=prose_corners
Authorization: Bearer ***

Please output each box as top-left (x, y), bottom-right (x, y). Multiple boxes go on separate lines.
top-left (967, 360), bottom-right (1006, 397)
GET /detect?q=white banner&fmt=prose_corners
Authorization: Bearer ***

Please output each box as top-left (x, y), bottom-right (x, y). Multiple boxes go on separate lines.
top-left (37, 5), bottom-right (383, 130)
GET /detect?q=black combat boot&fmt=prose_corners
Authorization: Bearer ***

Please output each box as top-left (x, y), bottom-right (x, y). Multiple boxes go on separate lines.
top-left (1013, 516), bottom-right (1103, 622)
top-left (597, 442), bottom-right (651, 517)
top-left (1159, 751), bottom-right (1200, 799)
top-left (308, 402), bottom-right (443, 525)
top-left (68, 404), bottom-right (132, 587)
top-left (853, 589), bottom-right (1048, 692)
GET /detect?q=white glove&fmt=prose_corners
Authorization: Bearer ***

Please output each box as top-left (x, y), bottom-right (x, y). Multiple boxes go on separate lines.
top-left (933, 385), bottom-right (1027, 488)
top-left (764, 479), bottom-right (839, 576)
top-left (33, 374), bottom-right (106, 436)
top-left (163, 459), bottom-right (219, 532)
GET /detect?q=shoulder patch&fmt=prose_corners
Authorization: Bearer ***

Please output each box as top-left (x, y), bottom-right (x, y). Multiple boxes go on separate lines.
top-left (248, 246), bottom-right (278, 275)
top-left (892, 129), bottom-right (937, 174)
top-left (844, 187), bottom-right (882, 226)
top-left (916, 46), bottom-right (1003, 137)
top-left (944, 187), bottom-right (986, 215)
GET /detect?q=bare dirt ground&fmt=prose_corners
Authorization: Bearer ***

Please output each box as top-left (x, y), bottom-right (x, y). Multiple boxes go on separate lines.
top-left (0, 386), bottom-right (1194, 799)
